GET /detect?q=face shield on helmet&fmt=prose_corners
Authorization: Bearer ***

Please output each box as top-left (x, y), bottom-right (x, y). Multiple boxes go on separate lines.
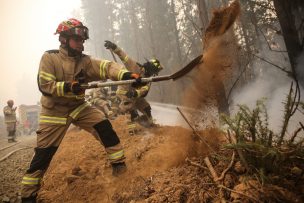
top-left (142, 58), bottom-right (163, 77)
top-left (67, 26), bottom-right (89, 40)
top-left (55, 18), bottom-right (89, 41)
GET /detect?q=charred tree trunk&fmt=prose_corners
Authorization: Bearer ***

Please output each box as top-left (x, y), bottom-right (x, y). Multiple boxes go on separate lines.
top-left (145, 0), bottom-right (157, 57)
top-left (273, 0), bottom-right (304, 74)
top-left (198, 0), bottom-right (209, 32)
top-left (170, 0), bottom-right (183, 66)
top-left (129, 0), bottom-right (141, 60)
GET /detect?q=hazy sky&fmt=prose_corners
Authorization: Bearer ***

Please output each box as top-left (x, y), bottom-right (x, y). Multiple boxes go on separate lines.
top-left (0, 0), bottom-right (81, 112)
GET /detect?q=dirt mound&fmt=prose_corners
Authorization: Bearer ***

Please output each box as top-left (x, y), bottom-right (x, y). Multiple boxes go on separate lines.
top-left (37, 115), bottom-right (221, 202)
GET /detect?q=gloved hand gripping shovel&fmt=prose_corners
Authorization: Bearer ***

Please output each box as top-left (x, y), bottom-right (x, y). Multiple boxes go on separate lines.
top-left (81, 55), bottom-right (203, 89)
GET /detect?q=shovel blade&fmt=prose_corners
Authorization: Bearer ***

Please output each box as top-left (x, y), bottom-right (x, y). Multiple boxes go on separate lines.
top-left (171, 55), bottom-right (203, 80)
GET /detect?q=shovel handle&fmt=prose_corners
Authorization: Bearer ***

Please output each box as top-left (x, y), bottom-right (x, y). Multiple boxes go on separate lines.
top-left (81, 75), bottom-right (172, 89)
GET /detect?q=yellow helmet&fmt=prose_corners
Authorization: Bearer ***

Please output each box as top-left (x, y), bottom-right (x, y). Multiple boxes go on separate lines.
top-left (143, 58), bottom-right (163, 77)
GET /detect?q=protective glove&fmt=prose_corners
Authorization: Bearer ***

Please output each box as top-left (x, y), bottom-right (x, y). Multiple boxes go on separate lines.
top-left (125, 89), bottom-right (138, 98)
top-left (64, 81), bottom-right (85, 95)
top-left (122, 72), bottom-right (142, 88)
top-left (104, 40), bottom-right (117, 50)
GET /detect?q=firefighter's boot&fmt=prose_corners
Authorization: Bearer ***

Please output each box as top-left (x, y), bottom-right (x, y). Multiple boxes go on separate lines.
top-left (130, 110), bottom-right (139, 122)
top-left (111, 162), bottom-right (127, 176)
top-left (8, 132), bottom-right (15, 143)
top-left (127, 122), bottom-right (137, 135)
top-left (143, 106), bottom-right (157, 127)
top-left (21, 196), bottom-right (37, 203)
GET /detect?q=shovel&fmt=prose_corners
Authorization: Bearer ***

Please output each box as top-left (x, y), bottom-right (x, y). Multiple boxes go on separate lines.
top-left (81, 54), bottom-right (203, 89)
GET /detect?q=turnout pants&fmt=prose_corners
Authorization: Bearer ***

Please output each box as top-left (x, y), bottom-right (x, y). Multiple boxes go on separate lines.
top-left (94, 99), bottom-right (112, 116)
top-left (21, 103), bottom-right (125, 198)
top-left (6, 122), bottom-right (16, 141)
top-left (118, 95), bottom-right (150, 115)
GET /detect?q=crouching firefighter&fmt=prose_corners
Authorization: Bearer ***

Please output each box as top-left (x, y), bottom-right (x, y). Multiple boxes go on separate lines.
top-left (104, 40), bottom-right (163, 134)
top-left (21, 18), bottom-right (142, 203)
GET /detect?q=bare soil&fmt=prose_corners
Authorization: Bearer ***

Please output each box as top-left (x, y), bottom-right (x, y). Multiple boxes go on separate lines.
top-left (36, 115), bottom-right (303, 203)
top-left (0, 116), bottom-right (303, 203)
top-left (36, 115), bottom-right (222, 203)
top-left (0, 135), bottom-right (36, 203)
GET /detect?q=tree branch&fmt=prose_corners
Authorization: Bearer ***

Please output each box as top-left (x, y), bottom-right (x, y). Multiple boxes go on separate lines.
top-left (257, 26), bottom-right (287, 53)
top-left (227, 59), bottom-right (251, 100)
top-left (219, 184), bottom-right (260, 202)
top-left (215, 151), bottom-right (235, 182)
top-left (251, 53), bottom-right (292, 75)
top-left (185, 157), bottom-right (208, 170)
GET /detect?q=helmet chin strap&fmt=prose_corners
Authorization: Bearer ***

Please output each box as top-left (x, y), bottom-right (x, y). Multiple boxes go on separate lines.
top-left (67, 46), bottom-right (82, 57)
top-left (67, 38), bottom-right (82, 57)
top-left (60, 36), bottom-right (82, 57)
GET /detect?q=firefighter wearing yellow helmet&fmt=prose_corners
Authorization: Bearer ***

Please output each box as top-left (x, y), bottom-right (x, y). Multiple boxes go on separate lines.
top-left (3, 99), bottom-right (17, 143)
top-left (104, 40), bottom-right (163, 134)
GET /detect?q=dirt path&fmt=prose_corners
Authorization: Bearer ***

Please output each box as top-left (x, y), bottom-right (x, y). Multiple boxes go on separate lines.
top-left (0, 135), bottom-right (36, 203)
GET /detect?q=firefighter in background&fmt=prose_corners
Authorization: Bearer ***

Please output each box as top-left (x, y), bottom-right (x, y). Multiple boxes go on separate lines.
top-left (87, 87), bottom-right (115, 119)
top-left (21, 18), bottom-right (142, 203)
top-left (104, 40), bottom-right (163, 134)
top-left (3, 100), bottom-right (17, 143)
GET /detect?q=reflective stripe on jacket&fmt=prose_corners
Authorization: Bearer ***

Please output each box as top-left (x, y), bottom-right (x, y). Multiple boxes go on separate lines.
top-left (39, 102), bottom-right (91, 125)
top-left (37, 46), bottom-right (129, 115)
top-left (3, 106), bottom-right (17, 123)
top-left (114, 46), bottom-right (151, 98)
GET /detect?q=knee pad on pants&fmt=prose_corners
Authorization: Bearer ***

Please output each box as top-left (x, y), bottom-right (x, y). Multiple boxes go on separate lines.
top-left (93, 120), bottom-right (120, 148)
top-left (27, 147), bottom-right (58, 173)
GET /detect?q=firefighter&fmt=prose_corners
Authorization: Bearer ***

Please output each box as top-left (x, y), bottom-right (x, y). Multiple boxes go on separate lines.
top-left (87, 87), bottom-right (115, 119)
top-left (104, 40), bottom-right (163, 134)
top-left (21, 18), bottom-right (142, 203)
top-left (3, 100), bottom-right (17, 143)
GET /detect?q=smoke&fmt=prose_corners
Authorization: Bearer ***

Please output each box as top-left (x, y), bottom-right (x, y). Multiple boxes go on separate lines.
top-left (231, 55), bottom-right (304, 134)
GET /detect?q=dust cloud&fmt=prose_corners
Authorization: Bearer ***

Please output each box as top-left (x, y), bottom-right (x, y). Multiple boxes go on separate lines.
top-left (181, 1), bottom-right (240, 127)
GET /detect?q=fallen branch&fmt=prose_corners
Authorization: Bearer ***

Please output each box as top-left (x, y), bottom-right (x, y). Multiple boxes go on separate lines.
top-left (219, 184), bottom-right (260, 202)
top-left (228, 130), bottom-right (250, 172)
top-left (216, 151), bottom-right (235, 182)
top-left (185, 157), bottom-right (208, 170)
top-left (176, 107), bottom-right (215, 153)
top-left (204, 157), bottom-right (226, 203)
top-left (204, 157), bottom-right (219, 180)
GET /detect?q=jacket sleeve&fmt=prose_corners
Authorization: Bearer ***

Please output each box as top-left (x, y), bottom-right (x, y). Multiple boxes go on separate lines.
top-left (135, 83), bottom-right (151, 98)
top-left (37, 52), bottom-right (67, 97)
top-left (87, 57), bottom-right (130, 82)
top-left (113, 47), bottom-right (141, 73)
